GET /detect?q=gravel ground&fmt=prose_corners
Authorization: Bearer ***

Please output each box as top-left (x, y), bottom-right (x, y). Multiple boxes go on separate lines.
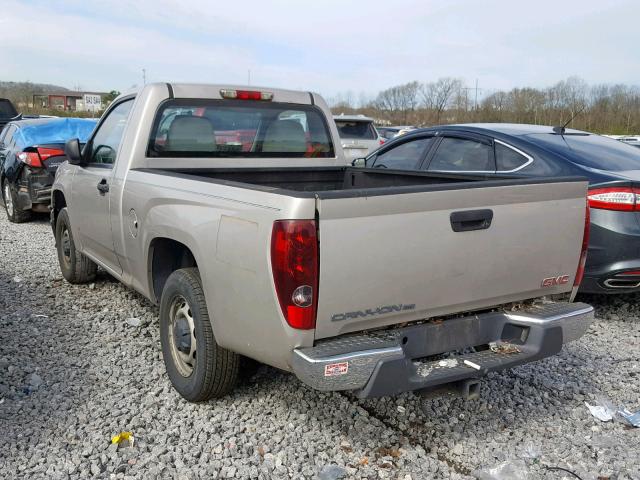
top-left (0, 213), bottom-right (639, 480)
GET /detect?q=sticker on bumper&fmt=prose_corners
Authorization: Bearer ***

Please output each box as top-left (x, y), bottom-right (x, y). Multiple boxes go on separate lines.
top-left (324, 362), bottom-right (348, 377)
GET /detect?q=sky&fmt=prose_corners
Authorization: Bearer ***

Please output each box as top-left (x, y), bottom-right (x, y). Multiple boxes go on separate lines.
top-left (1, 0), bottom-right (639, 100)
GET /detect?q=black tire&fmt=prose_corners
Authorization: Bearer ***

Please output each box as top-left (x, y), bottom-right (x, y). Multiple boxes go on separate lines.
top-left (55, 207), bottom-right (97, 283)
top-left (160, 268), bottom-right (239, 401)
top-left (3, 179), bottom-right (31, 223)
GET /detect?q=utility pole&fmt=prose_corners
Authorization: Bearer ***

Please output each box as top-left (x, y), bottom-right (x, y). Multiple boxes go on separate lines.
top-left (474, 78), bottom-right (479, 110)
top-left (142, 68), bottom-right (146, 85)
top-left (463, 80), bottom-right (481, 112)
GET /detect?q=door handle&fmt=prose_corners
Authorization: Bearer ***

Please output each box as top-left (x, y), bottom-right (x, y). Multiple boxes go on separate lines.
top-left (97, 178), bottom-right (109, 194)
top-left (450, 209), bottom-right (493, 232)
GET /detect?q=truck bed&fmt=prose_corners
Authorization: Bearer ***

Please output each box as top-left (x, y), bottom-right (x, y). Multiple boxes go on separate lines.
top-left (135, 166), bottom-right (588, 340)
top-left (138, 166), bottom-right (573, 197)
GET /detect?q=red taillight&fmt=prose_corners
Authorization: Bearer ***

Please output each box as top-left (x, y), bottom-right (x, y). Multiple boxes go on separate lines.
top-left (379, 139), bottom-right (385, 145)
top-left (37, 147), bottom-right (64, 161)
top-left (574, 202), bottom-right (590, 287)
top-left (17, 152), bottom-right (42, 168)
top-left (271, 220), bottom-right (318, 330)
top-left (587, 187), bottom-right (640, 211)
top-left (220, 89), bottom-right (273, 101)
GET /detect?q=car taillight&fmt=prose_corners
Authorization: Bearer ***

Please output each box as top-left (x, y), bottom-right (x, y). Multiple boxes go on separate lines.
top-left (271, 220), bottom-right (318, 330)
top-left (379, 139), bottom-right (385, 145)
top-left (17, 152), bottom-right (42, 168)
top-left (17, 147), bottom-right (64, 168)
top-left (587, 187), bottom-right (640, 211)
top-left (574, 201), bottom-right (590, 287)
top-left (37, 147), bottom-right (64, 161)
top-left (220, 89), bottom-right (273, 101)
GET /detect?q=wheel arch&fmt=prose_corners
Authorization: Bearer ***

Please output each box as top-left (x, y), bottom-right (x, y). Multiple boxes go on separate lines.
top-left (51, 189), bottom-right (67, 231)
top-left (148, 237), bottom-right (198, 303)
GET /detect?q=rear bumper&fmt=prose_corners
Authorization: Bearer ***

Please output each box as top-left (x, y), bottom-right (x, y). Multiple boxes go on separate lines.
top-left (291, 301), bottom-right (593, 398)
top-left (16, 169), bottom-right (53, 210)
top-left (579, 209), bottom-right (640, 294)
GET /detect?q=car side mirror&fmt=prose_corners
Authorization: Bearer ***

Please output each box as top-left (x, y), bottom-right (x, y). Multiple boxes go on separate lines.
top-left (65, 138), bottom-right (84, 166)
top-left (351, 157), bottom-right (367, 167)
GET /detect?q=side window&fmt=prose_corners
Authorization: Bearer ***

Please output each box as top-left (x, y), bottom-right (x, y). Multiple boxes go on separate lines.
top-left (371, 137), bottom-right (433, 170)
top-left (88, 99), bottom-right (134, 165)
top-left (428, 137), bottom-right (494, 172)
top-left (495, 142), bottom-right (530, 172)
top-left (1, 125), bottom-right (16, 146)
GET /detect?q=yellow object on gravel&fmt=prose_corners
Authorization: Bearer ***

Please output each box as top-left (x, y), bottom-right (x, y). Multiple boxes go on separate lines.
top-left (111, 431), bottom-right (134, 447)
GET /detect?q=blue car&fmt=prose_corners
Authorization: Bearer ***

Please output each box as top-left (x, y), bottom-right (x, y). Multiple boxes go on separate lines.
top-left (361, 123), bottom-right (640, 294)
top-left (0, 117), bottom-right (97, 222)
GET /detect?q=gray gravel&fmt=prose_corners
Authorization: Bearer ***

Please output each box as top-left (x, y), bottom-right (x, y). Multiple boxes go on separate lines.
top-left (0, 212), bottom-right (639, 479)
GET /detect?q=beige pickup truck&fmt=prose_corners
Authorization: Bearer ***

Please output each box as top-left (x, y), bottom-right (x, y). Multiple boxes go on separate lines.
top-left (50, 83), bottom-right (593, 402)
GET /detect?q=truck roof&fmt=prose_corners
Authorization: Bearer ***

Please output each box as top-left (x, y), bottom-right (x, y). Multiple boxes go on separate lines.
top-left (120, 83), bottom-right (316, 106)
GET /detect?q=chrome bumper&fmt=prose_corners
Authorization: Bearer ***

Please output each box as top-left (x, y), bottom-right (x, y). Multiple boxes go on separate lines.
top-left (291, 301), bottom-right (594, 396)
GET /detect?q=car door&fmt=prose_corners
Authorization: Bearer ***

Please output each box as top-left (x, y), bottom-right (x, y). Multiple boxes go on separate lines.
top-left (368, 135), bottom-right (435, 170)
top-left (424, 133), bottom-right (496, 173)
top-left (70, 99), bottom-right (134, 275)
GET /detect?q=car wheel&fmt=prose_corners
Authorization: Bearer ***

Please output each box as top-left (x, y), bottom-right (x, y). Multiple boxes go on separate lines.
top-left (2, 179), bottom-right (31, 223)
top-left (55, 207), bottom-right (97, 283)
top-left (160, 268), bottom-right (239, 402)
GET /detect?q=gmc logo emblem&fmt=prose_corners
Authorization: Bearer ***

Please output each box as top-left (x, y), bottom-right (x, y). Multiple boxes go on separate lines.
top-left (541, 275), bottom-right (570, 287)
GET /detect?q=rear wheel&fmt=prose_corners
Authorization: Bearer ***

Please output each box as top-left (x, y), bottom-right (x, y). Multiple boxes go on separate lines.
top-left (160, 268), bottom-right (239, 401)
top-left (55, 207), bottom-right (97, 283)
top-left (3, 179), bottom-right (31, 223)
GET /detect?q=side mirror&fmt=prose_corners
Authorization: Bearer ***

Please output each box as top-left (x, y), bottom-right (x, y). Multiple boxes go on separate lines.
top-left (65, 138), bottom-right (84, 166)
top-left (351, 157), bottom-right (367, 167)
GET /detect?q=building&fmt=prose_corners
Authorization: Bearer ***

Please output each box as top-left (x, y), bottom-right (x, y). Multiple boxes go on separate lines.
top-left (32, 91), bottom-right (108, 113)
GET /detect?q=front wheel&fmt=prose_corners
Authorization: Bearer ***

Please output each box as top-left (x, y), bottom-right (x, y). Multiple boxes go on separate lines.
top-left (160, 268), bottom-right (239, 401)
top-left (55, 207), bottom-right (97, 283)
top-left (3, 179), bottom-right (31, 223)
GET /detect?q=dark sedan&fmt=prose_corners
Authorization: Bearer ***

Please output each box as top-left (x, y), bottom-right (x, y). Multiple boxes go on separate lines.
top-left (0, 117), bottom-right (96, 222)
top-left (360, 123), bottom-right (640, 294)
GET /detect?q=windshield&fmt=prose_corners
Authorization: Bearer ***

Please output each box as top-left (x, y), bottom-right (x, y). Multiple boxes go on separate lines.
top-left (149, 99), bottom-right (334, 158)
top-left (528, 133), bottom-right (640, 171)
top-left (335, 120), bottom-right (377, 140)
top-left (0, 100), bottom-right (18, 118)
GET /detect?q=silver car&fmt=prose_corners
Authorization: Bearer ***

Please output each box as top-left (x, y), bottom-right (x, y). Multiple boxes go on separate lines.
top-left (334, 114), bottom-right (383, 161)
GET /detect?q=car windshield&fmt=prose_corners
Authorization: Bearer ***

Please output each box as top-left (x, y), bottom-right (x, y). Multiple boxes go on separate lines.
top-left (527, 133), bottom-right (640, 171)
top-left (0, 100), bottom-right (18, 118)
top-left (149, 100), bottom-right (334, 158)
top-left (335, 120), bottom-right (377, 140)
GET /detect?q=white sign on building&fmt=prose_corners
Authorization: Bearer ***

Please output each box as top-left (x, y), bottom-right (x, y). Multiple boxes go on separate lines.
top-left (82, 94), bottom-right (102, 112)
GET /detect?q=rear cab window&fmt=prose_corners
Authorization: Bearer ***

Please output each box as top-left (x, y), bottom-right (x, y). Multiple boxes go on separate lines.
top-left (334, 120), bottom-right (377, 140)
top-left (148, 100), bottom-right (334, 158)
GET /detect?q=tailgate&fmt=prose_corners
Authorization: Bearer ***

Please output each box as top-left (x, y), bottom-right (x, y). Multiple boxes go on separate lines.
top-left (314, 178), bottom-right (588, 339)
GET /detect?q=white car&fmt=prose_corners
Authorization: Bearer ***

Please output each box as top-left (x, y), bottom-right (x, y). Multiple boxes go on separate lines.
top-left (334, 114), bottom-right (384, 161)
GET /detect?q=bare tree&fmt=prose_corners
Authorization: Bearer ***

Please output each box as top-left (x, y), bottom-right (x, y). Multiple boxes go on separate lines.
top-left (375, 81), bottom-right (421, 124)
top-left (420, 77), bottom-right (463, 123)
